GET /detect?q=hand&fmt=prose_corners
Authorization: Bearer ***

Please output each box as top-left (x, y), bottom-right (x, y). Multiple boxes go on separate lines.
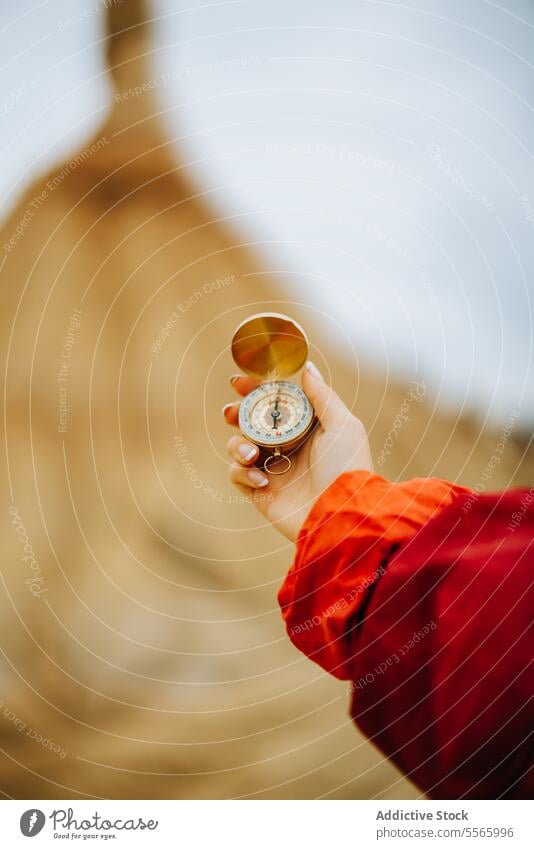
top-left (223, 361), bottom-right (373, 542)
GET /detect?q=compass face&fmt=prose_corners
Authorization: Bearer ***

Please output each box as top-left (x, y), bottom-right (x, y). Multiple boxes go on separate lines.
top-left (239, 381), bottom-right (314, 448)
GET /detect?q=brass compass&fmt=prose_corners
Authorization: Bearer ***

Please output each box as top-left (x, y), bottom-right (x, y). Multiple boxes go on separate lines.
top-left (231, 313), bottom-right (316, 475)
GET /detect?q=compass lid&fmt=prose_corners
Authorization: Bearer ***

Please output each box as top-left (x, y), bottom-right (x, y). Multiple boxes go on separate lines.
top-left (231, 313), bottom-right (309, 379)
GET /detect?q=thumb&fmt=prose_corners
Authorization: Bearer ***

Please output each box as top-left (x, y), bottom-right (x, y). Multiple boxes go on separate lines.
top-left (302, 361), bottom-right (351, 431)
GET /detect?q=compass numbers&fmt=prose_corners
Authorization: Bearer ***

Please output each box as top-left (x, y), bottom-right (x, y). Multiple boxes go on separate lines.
top-left (239, 380), bottom-right (314, 448)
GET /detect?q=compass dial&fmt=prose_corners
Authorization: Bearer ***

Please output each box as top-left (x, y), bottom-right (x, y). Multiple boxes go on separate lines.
top-left (239, 381), bottom-right (314, 448)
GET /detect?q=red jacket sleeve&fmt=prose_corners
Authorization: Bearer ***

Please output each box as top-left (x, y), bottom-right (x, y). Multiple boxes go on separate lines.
top-left (278, 471), bottom-right (534, 799)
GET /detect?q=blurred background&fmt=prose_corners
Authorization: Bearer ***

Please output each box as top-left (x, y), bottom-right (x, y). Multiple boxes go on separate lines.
top-left (0, 0), bottom-right (532, 799)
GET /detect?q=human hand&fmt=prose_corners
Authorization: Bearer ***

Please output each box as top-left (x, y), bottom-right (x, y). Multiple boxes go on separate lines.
top-left (224, 361), bottom-right (373, 542)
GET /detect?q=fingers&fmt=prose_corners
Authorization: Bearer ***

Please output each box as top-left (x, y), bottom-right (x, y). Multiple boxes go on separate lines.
top-left (222, 402), bottom-right (240, 426)
top-left (226, 434), bottom-right (259, 465)
top-left (226, 434), bottom-right (268, 489)
top-left (230, 374), bottom-right (261, 397)
top-left (226, 435), bottom-right (268, 489)
top-left (228, 462), bottom-right (269, 488)
top-left (222, 374), bottom-right (261, 426)
top-left (301, 360), bottom-right (354, 432)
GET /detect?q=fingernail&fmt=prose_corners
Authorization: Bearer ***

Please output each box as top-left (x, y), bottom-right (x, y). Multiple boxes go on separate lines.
top-left (248, 469), bottom-right (269, 487)
top-left (305, 360), bottom-right (323, 382)
top-left (222, 403), bottom-right (236, 417)
top-left (239, 444), bottom-right (257, 461)
top-left (230, 374), bottom-right (241, 386)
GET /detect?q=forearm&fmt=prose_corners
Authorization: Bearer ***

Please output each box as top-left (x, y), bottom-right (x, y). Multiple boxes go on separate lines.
top-left (278, 472), bottom-right (534, 798)
top-left (278, 470), bottom-right (469, 679)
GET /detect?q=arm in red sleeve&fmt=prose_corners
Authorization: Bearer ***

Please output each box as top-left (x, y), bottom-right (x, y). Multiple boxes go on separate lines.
top-left (278, 472), bottom-right (534, 799)
top-left (278, 470), bottom-right (469, 679)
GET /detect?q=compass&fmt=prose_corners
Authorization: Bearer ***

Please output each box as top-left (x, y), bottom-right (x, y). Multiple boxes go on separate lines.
top-left (231, 313), bottom-right (316, 475)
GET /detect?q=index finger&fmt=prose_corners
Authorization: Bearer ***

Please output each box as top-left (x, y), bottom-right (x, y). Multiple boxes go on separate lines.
top-left (230, 374), bottom-right (261, 397)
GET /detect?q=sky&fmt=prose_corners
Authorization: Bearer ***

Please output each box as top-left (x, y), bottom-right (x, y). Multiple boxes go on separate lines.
top-left (2, 0), bottom-right (533, 425)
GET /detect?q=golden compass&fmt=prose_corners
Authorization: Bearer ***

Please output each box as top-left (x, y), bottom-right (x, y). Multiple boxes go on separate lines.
top-left (231, 313), bottom-right (317, 475)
